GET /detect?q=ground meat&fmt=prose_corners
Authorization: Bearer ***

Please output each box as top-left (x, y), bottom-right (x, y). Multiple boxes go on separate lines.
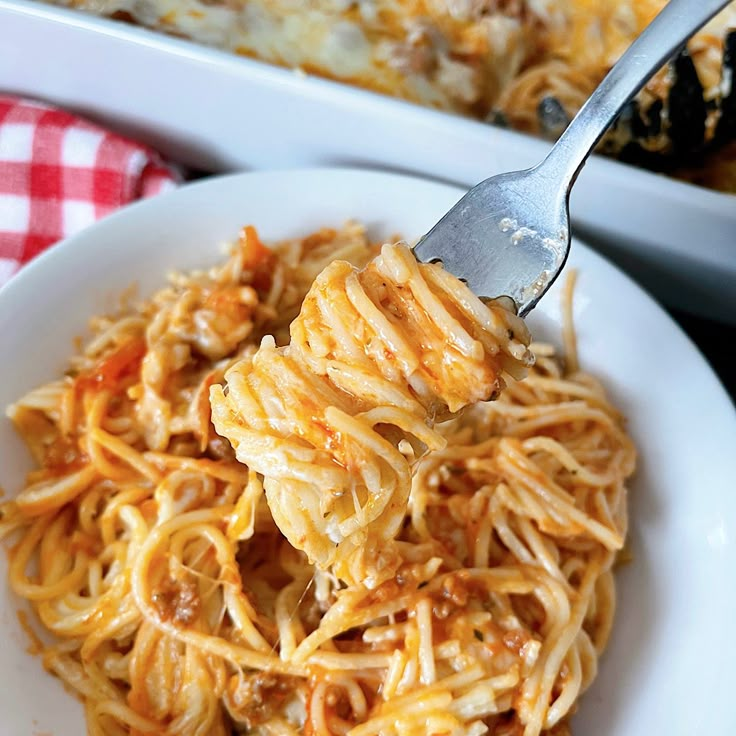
top-left (207, 434), bottom-right (237, 461)
top-left (151, 577), bottom-right (201, 625)
top-left (226, 672), bottom-right (303, 729)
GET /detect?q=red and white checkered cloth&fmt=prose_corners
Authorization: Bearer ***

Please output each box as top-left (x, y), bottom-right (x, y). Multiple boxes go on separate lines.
top-left (0, 95), bottom-right (180, 287)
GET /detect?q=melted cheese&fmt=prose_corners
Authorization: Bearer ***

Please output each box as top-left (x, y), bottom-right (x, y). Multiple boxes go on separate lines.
top-left (50, 0), bottom-right (736, 179)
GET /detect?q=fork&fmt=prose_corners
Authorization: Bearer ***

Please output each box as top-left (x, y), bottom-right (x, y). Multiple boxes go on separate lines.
top-left (413, 0), bottom-right (731, 316)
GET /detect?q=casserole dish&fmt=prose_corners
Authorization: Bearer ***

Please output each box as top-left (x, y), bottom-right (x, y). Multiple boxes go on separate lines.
top-left (0, 0), bottom-right (734, 321)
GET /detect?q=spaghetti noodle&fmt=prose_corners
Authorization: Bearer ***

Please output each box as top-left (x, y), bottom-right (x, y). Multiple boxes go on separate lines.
top-left (1, 223), bottom-right (635, 736)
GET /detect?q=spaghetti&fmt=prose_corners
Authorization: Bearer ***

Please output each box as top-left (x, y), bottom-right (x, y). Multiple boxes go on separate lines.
top-left (210, 242), bottom-right (532, 587)
top-left (1, 223), bottom-right (635, 736)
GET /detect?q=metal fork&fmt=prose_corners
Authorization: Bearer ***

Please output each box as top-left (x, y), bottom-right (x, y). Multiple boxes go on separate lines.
top-left (413, 0), bottom-right (731, 316)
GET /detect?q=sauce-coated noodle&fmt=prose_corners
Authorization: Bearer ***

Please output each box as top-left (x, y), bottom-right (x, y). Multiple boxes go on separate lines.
top-left (1, 223), bottom-right (635, 736)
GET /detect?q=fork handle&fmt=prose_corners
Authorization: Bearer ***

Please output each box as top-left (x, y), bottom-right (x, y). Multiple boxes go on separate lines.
top-left (538, 0), bottom-right (731, 190)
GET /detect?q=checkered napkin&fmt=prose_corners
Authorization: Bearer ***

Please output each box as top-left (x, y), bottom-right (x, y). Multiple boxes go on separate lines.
top-left (0, 95), bottom-right (180, 287)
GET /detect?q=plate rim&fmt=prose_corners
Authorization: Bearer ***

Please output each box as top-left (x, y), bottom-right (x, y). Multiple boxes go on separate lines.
top-left (2, 165), bottom-right (734, 411)
top-left (1, 166), bottom-right (735, 734)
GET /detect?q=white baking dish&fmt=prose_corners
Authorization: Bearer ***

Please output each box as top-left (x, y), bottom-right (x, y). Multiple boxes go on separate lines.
top-left (1, 0), bottom-right (735, 322)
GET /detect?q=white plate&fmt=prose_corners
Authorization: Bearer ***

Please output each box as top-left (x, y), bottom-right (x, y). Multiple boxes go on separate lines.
top-left (0, 168), bottom-right (735, 735)
top-left (1, 0), bottom-right (735, 323)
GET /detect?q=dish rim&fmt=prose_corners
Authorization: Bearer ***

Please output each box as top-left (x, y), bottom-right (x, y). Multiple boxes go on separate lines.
top-left (2, 0), bottom-right (735, 214)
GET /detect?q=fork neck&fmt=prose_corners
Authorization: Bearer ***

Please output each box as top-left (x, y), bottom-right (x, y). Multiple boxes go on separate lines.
top-left (536, 0), bottom-right (730, 192)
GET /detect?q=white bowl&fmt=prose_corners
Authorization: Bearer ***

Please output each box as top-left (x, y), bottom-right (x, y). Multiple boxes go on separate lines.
top-left (1, 0), bottom-right (735, 322)
top-left (1, 168), bottom-right (735, 734)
